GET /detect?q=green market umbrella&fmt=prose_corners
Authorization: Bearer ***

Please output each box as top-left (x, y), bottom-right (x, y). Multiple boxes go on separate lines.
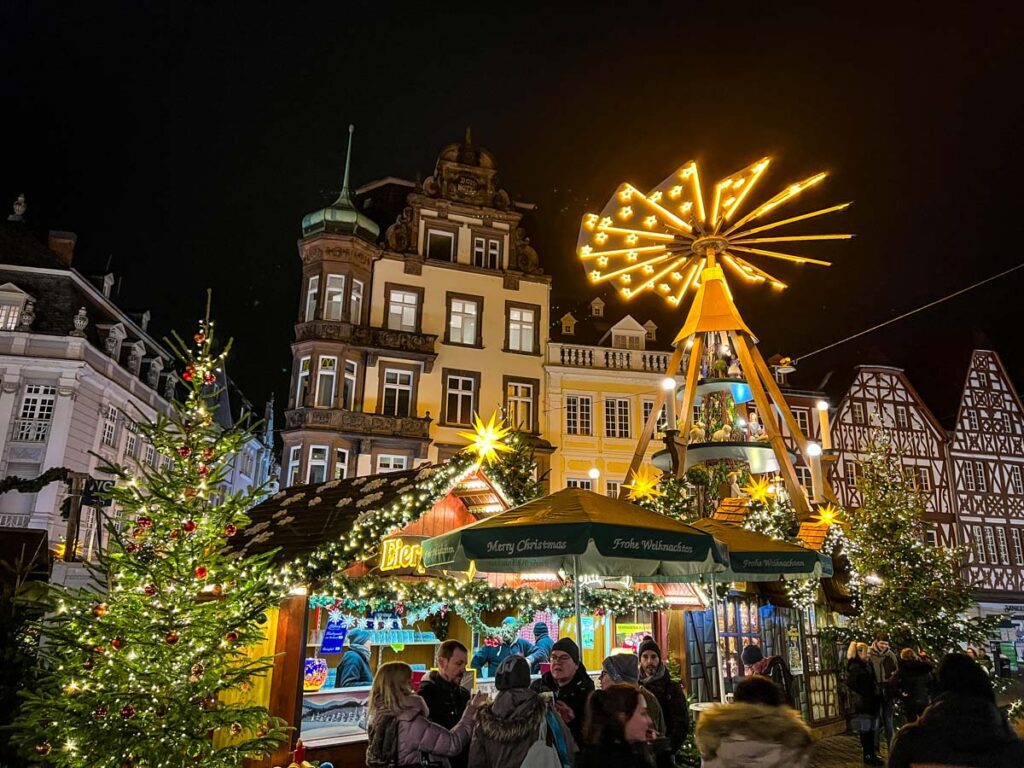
top-left (421, 487), bottom-right (729, 643)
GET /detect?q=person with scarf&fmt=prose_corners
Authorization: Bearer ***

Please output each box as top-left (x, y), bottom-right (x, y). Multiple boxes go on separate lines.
top-left (468, 655), bottom-right (576, 768)
top-left (338, 628), bottom-right (373, 688)
top-left (530, 637), bottom-right (594, 746)
top-left (638, 637), bottom-right (689, 752)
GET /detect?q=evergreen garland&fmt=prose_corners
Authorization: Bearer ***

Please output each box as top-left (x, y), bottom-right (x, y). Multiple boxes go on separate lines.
top-left (0, 467), bottom-right (71, 496)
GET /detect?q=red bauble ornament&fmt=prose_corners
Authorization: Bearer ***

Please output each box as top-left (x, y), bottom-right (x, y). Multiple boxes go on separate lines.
top-left (183, 365), bottom-right (195, 382)
top-left (144, 584), bottom-right (157, 597)
top-left (178, 446), bottom-right (192, 458)
top-left (165, 630), bottom-right (180, 645)
top-left (224, 524), bottom-right (237, 538)
top-left (184, 488), bottom-right (198, 499)
top-left (125, 542), bottom-right (140, 553)
top-left (202, 447), bottom-right (214, 460)
top-left (230, 722), bottom-right (243, 735)
top-left (94, 705), bottom-right (108, 719)
top-left (35, 742), bottom-right (52, 756)
top-left (170, 528), bottom-right (180, 540)
top-left (195, 566), bottom-right (208, 580)
top-left (83, 658), bottom-right (95, 670)
top-left (120, 705), bottom-right (136, 719)
top-left (201, 696), bottom-right (217, 711)
top-left (112, 637), bottom-right (124, 650)
top-left (137, 515), bottom-right (153, 529)
top-left (92, 602), bottom-right (109, 618)
top-left (194, 332), bottom-right (205, 344)
top-left (225, 630), bottom-right (239, 643)
top-left (183, 519), bottom-right (197, 533)
top-left (93, 644), bottom-right (106, 655)
top-left (132, 527), bottom-right (145, 540)
top-left (197, 464), bottom-right (210, 477)
top-left (203, 372), bottom-right (216, 385)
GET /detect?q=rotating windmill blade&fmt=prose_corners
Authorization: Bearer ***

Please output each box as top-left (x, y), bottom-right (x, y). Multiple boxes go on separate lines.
top-left (577, 158), bottom-right (852, 309)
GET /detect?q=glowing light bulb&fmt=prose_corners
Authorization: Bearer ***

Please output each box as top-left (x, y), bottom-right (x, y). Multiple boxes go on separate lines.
top-left (643, 215), bottom-right (657, 228)
top-left (594, 232), bottom-right (608, 244)
top-left (588, 467), bottom-right (601, 480)
top-left (619, 206), bottom-right (633, 220)
top-left (669, 185), bottom-right (682, 199)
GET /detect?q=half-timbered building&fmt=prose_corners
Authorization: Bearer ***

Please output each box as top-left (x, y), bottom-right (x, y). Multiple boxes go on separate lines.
top-left (830, 365), bottom-right (957, 546)
top-left (950, 349), bottom-right (1024, 606)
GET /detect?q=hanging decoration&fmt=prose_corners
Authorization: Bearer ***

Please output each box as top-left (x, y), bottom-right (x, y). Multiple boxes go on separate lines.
top-left (0, 466), bottom-right (71, 495)
top-left (458, 411), bottom-right (512, 465)
top-left (623, 465), bottom-right (664, 502)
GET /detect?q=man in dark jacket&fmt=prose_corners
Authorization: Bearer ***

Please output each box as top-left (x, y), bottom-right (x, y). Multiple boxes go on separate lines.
top-left (740, 643), bottom-right (794, 708)
top-left (894, 648), bottom-right (933, 723)
top-left (530, 622), bottom-right (554, 672)
top-left (419, 640), bottom-right (471, 768)
top-left (889, 652), bottom-right (1024, 768)
top-left (336, 628), bottom-right (372, 687)
top-left (639, 637), bottom-right (690, 752)
top-left (471, 617), bottom-right (538, 678)
top-left (868, 632), bottom-right (898, 750)
top-left (530, 637), bottom-right (594, 745)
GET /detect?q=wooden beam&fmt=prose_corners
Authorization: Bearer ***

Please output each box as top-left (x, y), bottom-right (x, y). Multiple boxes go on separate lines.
top-left (730, 332), bottom-right (810, 515)
top-left (674, 335), bottom-right (705, 479)
top-left (617, 343), bottom-right (685, 498)
top-left (747, 347), bottom-right (841, 506)
top-left (257, 593), bottom-right (310, 768)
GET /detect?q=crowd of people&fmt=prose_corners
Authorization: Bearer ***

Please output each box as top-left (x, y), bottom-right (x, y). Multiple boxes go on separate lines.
top-left (846, 631), bottom-right (1024, 767)
top-left (364, 627), bottom-right (1024, 768)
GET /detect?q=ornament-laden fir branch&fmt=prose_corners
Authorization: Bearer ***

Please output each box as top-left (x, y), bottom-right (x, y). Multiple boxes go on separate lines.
top-left (841, 428), bottom-right (997, 654)
top-left (14, 319), bottom-right (287, 767)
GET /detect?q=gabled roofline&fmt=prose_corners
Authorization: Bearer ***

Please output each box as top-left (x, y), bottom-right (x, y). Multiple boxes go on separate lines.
top-left (836, 366), bottom-right (949, 442)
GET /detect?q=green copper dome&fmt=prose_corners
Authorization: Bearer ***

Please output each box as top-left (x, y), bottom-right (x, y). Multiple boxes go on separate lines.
top-left (302, 125), bottom-right (380, 241)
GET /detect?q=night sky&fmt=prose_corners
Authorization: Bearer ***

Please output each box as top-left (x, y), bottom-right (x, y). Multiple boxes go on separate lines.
top-left (3, 2), bottom-right (1023, 433)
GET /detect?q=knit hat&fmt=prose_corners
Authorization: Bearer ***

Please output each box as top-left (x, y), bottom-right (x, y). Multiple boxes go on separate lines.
top-left (495, 655), bottom-right (531, 691)
top-left (638, 637), bottom-right (661, 660)
top-left (534, 622), bottom-right (550, 639)
top-left (602, 653), bottom-right (640, 684)
top-left (551, 637), bottom-right (581, 665)
top-left (740, 643), bottom-right (764, 667)
top-left (348, 629), bottom-right (371, 646)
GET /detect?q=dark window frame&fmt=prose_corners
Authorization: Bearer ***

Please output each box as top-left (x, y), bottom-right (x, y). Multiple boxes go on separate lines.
top-left (440, 368), bottom-right (481, 427)
top-left (444, 291), bottom-right (485, 348)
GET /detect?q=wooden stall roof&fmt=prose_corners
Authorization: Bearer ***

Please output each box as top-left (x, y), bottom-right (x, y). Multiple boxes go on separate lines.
top-left (712, 497), bottom-right (750, 523)
top-left (233, 463), bottom-right (506, 565)
top-left (796, 522), bottom-right (829, 551)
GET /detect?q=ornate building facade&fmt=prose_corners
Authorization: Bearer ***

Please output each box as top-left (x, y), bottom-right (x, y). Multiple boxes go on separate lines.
top-left (830, 365), bottom-right (957, 546)
top-left (0, 203), bottom-right (274, 549)
top-left (950, 349), bottom-right (1024, 605)
top-left (281, 130), bottom-right (551, 485)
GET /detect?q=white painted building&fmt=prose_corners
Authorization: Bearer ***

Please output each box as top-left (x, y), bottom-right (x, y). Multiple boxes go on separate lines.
top-left (0, 207), bottom-right (275, 551)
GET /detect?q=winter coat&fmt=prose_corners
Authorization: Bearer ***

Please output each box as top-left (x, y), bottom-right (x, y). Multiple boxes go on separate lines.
top-left (845, 657), bottom-right (879, 716)
top-left (888, 692), bottom-right (1024, 768)
top-left (575, 740), bottom-right (655, 768)
top-left (338, 644), bottom-right (373, 688)
top-left (468, 687), bottom-right (576, 768)
top-left (373, 693), bottom-right (475, 767)
top-left (694, 701), bottom-right (814, 768)
top-left (867, 646), bottom-right (898, 699)
top-left (419, 671), bottom-right (471, 768)
top-left (471, 638), bottom-right (537, 678)
top-left (532, 634), bottom-right (555, 672)
top-left (642, 664), bottom-right (690, 751)
top-left (419, 671), bottom-right (471, 730)
top-left (532, 664), bottom-right (595, 745)
top-left (639, 687), bottom-right (667, 742)
top-left (894, 657), bottom-right (933, 715)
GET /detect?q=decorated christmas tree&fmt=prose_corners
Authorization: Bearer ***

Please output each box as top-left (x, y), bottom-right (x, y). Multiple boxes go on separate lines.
top-left (842, 429), bottom-right (995, 653)
top-left (14, 318), bottom-right (286, 766)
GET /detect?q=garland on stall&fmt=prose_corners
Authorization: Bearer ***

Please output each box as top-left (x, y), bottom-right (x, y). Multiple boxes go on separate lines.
top-left (307, 575), bottom-right (667, 637)
top-left (0, 466), bottom-right (70, 495)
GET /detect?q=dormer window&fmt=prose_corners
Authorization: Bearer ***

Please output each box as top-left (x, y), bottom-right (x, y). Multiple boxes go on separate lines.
top-left (560, 313), bottom-right (577, 336)
top-left (0, 283), bottom-right (32, 330)
top-left (612, 333), bottom-right (643, 350)
top-left (426, 229), bottom-right (455, 261)
top-left (102, 273), bottom-right (115, 298)
top-left (590, 297), bottom-right (605, 318)
top-left (644, 320), bottom-right (657, 341)
top-left (104, 324), bottom-right (127, 361)
top-left (472, 234), bottom-right (502, 270)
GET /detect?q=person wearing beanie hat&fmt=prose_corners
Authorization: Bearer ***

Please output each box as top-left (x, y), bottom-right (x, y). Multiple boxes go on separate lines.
top-left (530, 637), bottom-right (594, 746)
top-left (599, 651), bottom-right (667, 749)
top-left (529, 622), bottom-right (554, 673)
top-left (470, 617), bottom-right (538, 679)
top-left (471, 655), bottom-right (577, 768)
top-left (888, 652), bottom-right (1024, 768)
top-left (337, 628), bottom-right (373, 687)
top-left (639, 637), bottom-right (690, 752)
top-left (740, 642), bottom-right (794, 708)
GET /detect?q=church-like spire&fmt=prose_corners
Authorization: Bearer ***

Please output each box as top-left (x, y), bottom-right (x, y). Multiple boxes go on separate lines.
top-left (301, 123), bottom-right (380, 241)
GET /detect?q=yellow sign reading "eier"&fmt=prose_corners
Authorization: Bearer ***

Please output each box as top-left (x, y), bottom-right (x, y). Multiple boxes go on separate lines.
top-left (379, 536), bottom-right (426, 574)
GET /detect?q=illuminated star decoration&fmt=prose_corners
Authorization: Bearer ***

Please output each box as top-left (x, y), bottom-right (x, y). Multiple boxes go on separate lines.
top-left (576, 158), bottom-right (851, 309)
top-left (812, 503), bottom-right (843, 527)
top-left (743, 476), bottom-right (777, 504)
top-left (458, 411), bottom-right (512, 465)
top-left (623, 465), bottom-right (664, 501)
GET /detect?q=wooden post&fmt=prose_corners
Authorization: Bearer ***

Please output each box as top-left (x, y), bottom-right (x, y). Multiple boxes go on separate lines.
top-left (617, 344), bottom-right (686, 498)
top-left (674, 335), bottom-right (705, 479)
top-left (730, 332), bottom-right (810, 515)
top-left (258, 593), bottom-right (310, 768)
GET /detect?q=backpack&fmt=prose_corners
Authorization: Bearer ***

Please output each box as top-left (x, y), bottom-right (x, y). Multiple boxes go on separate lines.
top-left (366, 714), bottom-right (401, 768)
top-left (521, 710), bottom-right (563, 768)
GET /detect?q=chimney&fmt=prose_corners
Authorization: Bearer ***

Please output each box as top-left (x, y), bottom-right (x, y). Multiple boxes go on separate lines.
top-left (48, 231), bottom-right (77, 267)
